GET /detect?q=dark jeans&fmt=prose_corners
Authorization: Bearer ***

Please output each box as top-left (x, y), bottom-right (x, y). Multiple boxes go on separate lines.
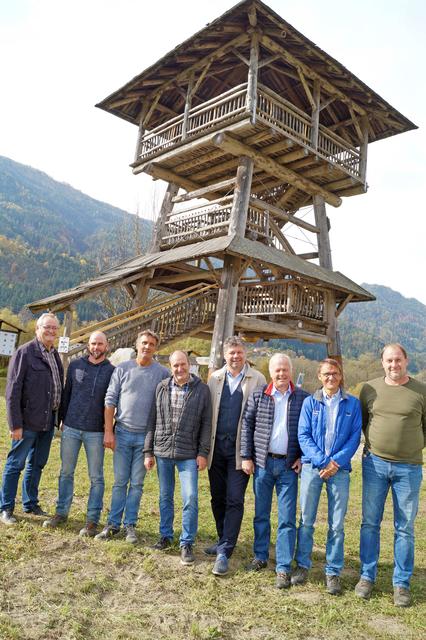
top-left (208, 437), bottom-right (249, 558)
top-left (0, 414), bottom-right (55, 512)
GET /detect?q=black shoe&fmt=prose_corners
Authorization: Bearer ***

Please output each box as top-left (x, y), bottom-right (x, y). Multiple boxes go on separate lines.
top-left (246, 558), bottom-right (267, 572)
top-left (180, 544), bottom-right (195, 566)
top-left (24, 505), bottom-right (48, 516)
top-left (204, 543), bottom-right (218, 556)
top-left (151, 536), bottom-right (173, 550)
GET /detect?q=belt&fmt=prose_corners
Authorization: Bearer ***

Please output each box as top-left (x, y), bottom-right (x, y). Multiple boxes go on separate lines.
top-left (268, 453), bottom-right (287, 459)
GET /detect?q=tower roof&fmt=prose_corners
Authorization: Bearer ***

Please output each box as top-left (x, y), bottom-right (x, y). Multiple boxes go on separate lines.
top-left (96, 0), bottom-right (416, 144)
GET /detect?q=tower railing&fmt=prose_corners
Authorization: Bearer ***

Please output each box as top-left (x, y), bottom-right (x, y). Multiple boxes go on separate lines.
top-left (137, 83), bottom-right (360, 178)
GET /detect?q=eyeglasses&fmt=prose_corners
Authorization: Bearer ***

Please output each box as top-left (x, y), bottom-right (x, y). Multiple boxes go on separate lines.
top-left (320, 372), bottom-right (341, 378)
top-left (41, 325), bottom-right (59, 331)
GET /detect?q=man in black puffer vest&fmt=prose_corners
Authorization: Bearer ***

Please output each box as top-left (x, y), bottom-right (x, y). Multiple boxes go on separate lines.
top-left (241, 353), bottom-right (308, 589)
top-left (144, 350), bottom-right (211, 567)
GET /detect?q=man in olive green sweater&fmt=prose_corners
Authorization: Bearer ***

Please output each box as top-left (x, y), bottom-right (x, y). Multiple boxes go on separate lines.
top-left (355, 344), bottom-right (425, 607)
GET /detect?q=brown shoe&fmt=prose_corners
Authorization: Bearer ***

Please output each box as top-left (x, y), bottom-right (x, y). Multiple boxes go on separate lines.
top-left (354, 578), bottom-right (374, 599)
top-left (79, 522), bottom-right (98, 537)
top-left (394, 586), bottom-right (411, 607)
top-left (43, 514), bottom-right (67, 529)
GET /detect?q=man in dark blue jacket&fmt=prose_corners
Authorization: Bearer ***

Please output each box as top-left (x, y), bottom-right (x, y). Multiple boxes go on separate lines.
top-left (292, 358), bottom-right (361, 595)
top-left (43, 331), bottom-right (114, 537)
top-left (1, 313), bottom-right (63, 524)
top-left (241, 353), bottom-right (308, 589)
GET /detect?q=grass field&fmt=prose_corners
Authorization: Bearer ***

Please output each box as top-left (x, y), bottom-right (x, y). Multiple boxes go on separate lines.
top-left (0, 388), bottom-right (424, 640)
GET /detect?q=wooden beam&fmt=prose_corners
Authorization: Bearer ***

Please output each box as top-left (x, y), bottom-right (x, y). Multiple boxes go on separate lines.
top-left (213, 132), bottom-right (342, 207)
top-left (172, 177), bottom-right (236, 203)
top-left (150, 271), bottom-right (216, 286)
top-left (261, 34), bottom-right (367, 116)
top-left (313, 195), bottom-right (333, 270)
top-left (229, 156), bottom-right (254, 237)
top-left (336, 294), bottom-right (353, 317)
top-left (297, 252), bottom-right (319, 260)
top-left (268, 218), bottom-right (296, 254)
top-left (235, 315), bottom-right (329, 343)
top-left (250, 196), bottom-right (319, 234)
top-left (297, 69), bottom-right (316, 110)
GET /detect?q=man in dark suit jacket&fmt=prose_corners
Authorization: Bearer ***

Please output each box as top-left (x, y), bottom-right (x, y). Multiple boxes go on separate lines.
top-left (1, 313), bottom-right (63, 524)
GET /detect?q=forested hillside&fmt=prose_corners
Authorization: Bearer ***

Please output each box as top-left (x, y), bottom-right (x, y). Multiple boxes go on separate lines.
top-left (0, 156), bottom-right (424, 368)
top-left (0, 156), bottom-right (152, 317)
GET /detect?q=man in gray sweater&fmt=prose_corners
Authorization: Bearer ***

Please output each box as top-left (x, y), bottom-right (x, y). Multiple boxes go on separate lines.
top-left (95, 330), bottom-right (169, 544)
top-left (144, 350), bottom-right (212, 565)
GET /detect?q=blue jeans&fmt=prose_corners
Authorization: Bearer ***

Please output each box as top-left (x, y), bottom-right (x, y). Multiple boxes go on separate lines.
top-left (295, 463), bottom-right (350, 576)
top-left (253, 455), bottom-right (298, 573)
top-left (360, 452), bottom-right (422, 588)
top-left (156, 457), bottom-right (198, 546)
top-left (108, 425), bottom-right (147, 528)
top-left (0, 418), bottom-right (55, 512)
top-left (56, 426), bottom-right (105, 523)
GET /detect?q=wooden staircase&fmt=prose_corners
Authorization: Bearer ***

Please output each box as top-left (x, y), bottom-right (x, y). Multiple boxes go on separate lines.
top-left (66, 283), bottom-right (218, 360)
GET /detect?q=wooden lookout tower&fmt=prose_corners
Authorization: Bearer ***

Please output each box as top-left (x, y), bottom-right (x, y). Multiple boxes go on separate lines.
top-left (29, 0), bottom-right (416, 369)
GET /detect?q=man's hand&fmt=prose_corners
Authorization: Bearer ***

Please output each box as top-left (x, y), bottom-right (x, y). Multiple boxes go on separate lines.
top-left (319, 459), bottom-right (339, 479)
top-left (144, 456), bottom-right (155, 471)
top-left (197, 455), bottom-right (207, 471)
top-left (103, 431), bottom-right (115, 451)
top-left (242, 460), bottom-right (255, 475)
top-left (291, 458), bottom-right (302, 474)
top-left (11, 428), bottom-right (23, 441)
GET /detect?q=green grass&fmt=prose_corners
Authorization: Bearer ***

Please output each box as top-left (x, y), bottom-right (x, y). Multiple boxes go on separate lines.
top-left (0, 390), bottom-right (424, 640)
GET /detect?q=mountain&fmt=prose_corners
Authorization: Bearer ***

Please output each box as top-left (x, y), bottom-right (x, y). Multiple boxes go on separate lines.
top-left (338, 284), bottom-right (426, 371)
top-left (0, 156), bottom-right (153, 318)
top-left (1, 156), bottom-right (424, 369)
top-left (272, 284), bottom-right (426, 372)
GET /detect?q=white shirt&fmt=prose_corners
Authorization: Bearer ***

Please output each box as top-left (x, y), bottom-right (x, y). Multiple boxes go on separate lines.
top-left (226, 365), bottom-right (246, 395)
top-left (269, 385), bottom-right (291, 455)
top-left (323, 388), bottom-right (341, 456)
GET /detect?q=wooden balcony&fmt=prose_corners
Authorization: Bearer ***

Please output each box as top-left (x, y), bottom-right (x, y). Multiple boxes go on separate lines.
top-left (161, 197), bottom-right (278, 249)
top-left (135, 82), bottom-right (364, 196)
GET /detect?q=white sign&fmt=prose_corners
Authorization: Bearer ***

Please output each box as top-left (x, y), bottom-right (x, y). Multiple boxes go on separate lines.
top-left (0, 330), bottom-right (18, 356)
top-left (58, 336), bottom-right (70, 353)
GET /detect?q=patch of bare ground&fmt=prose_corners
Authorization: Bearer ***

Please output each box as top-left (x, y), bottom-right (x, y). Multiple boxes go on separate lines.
top-left (367, 615), bottom-right (411, 638)
top-left (289, 590), bottom-right (323, 605)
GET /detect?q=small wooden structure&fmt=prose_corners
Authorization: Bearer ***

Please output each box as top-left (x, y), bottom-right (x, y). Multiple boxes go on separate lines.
top-left (28, 0), bottom-right (415, 369)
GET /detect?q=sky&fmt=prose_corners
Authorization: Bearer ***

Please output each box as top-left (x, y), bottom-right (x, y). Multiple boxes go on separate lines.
top-left (0, 0), bottom-right (425, 304)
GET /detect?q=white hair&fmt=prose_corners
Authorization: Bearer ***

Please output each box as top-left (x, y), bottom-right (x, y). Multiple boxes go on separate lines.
top-left (36, 313), bottom-right (59, 329)
top-left (268, 353), bottom-right (292, 374)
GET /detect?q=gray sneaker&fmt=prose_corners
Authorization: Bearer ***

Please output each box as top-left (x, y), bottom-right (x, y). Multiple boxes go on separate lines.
top-left (291, 566), bottom-right (309, 586)
top-left (212, 554), bottom-right (229, 576)
top-left (394, 586), bottom-right (411, 607)
top-left (79, 522), bottom-right (98, 537)
top-left (276, 572), bottom-right (291, 589)
top-left (180, 544), bottom-right (195, 566)
top-left (43, 514), bottom-right (67, 529)
top-left (354, 578), bottom-right (374, 599)
top-left (326, 574), bottom-right (342, 595)
top-left (94, 525), bottom-right (120, 541)
top-left (204, 543), bottom-right (218, 557)
top-left (0, 510), bottom-right (17, 526)
top-left (125, 525), bottom-right (137, 544)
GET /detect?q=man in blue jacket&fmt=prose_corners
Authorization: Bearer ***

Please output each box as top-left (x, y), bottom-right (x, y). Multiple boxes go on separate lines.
top-left (292, 358), bottom-right (361, 595)
top-left (43, 331), bottom-right (114, 537)
top-left (241, 353), bottom-right (309, 589)
top-left (1, 313), bottom-right (63, 524)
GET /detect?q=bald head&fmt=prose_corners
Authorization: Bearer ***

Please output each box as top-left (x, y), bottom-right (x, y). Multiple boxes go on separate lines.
top-left (169, 350), bottom-right (190, 386)
top-left (87, 331), bottom-right (108, 363)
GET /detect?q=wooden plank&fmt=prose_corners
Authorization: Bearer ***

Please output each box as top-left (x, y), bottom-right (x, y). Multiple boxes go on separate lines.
top-left (313, 195), bottom-right (332, 270)
top-left (247, 30), bottom-right (260, 124)
top-left (213, 132), bottom-right (342, 207)
top-left (336, 294), bottom-right (353, 317)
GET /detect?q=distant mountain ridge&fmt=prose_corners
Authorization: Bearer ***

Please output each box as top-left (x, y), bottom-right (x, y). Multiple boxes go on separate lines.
top-left (0, 156), bottom-right (424, 369)
top-left (0, 155), bottom-right (152, 318)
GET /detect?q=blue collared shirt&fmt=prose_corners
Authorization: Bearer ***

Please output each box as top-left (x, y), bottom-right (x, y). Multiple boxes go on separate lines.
top-left (269, 385), bottom-right (291, 454)
top-left (323, 388), bottom-right (341, 456)
top-left (226, 365), bottom-right (246, 395)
